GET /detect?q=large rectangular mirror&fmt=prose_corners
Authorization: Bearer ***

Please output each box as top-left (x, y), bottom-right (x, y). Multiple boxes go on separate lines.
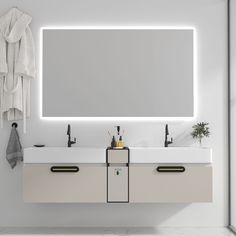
top-left (42, 28), bottom-right (194, 118)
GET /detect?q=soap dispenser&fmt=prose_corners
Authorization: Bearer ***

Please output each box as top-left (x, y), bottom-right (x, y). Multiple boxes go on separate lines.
top-left (109, 126), bottom-right (125, 149)
top-left (117, 135), bottom-right (124, 148)
top-left (111, 136), bottom-right (116, 148)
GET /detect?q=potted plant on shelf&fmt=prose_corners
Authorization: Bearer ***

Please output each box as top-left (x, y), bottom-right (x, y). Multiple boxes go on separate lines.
top-left (191, 122), bottom-right (210, 146)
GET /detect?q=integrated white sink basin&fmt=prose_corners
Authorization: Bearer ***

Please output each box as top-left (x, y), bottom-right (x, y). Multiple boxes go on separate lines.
top-left (24, 147), bottom-right (106, 163)
top-left (129, 147), bottom-right (212, 163)
top-left (24, 147), bottom-right (212, 164)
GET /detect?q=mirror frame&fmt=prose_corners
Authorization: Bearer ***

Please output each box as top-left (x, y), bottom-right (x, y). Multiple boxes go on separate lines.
top-left (39, 26), bottom-right (197, 121)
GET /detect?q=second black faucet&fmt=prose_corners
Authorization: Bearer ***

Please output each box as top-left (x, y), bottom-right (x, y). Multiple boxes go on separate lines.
top-left (67, 124), bottom-right (76, 147)
top-left (164, 124), bottom-right (173, 147)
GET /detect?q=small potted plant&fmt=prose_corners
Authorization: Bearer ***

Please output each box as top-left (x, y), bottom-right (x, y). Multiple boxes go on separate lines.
top-left (191, 122), bottom-right (210, 146)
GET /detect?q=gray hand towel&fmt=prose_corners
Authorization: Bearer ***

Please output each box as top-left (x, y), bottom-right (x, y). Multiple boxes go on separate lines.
top-left (6, 126), bottom-right (23, 168)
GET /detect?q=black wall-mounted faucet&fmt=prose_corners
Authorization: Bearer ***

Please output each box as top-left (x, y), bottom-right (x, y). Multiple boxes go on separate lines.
top-left (67, 124), bottom-right (76, 147)
top-left (164, 124), bottom-right (173, 147)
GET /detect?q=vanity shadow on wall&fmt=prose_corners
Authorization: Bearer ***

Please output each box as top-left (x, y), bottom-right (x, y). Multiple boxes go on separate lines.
top-left (42, 28), bottom-right (194, 118)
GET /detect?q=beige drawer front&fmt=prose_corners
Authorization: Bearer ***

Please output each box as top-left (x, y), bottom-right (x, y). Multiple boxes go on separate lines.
top-left (108, 166), bottom-right (128, 202)
top-left (129, 164), bottom-right (212, 203)
top-left (107, 149), bottom-right (129, 163)
top-left (23, 164), bottom-right (106, 203)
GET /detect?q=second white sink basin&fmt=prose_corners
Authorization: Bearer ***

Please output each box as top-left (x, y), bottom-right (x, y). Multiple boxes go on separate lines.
top-left (24, 147), bottom-right (106, 163)
top-left (129, 147), bottom-right (212, 163)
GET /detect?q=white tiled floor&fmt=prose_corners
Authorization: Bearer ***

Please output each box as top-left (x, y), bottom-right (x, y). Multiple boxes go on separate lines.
top-left (0, 227), bottom-right (235, 236)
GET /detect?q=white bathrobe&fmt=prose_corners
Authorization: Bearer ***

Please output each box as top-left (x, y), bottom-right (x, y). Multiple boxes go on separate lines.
top-left (0, 7), bottom-right (35, 133)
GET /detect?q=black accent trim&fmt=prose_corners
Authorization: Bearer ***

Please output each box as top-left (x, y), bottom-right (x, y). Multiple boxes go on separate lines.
top-left (156, 166), bottom-right (185, 173)
top-left (106, 148), bottom-right (130, 203)
top-left (107, 147), bottom-right (129, 150)
top-left (50, 166), bottom-right (79, 173)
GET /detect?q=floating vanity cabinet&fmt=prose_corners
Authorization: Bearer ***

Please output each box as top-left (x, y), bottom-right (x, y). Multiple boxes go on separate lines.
top-left (107, 149), bottom-right (129, 203)
top-left (24, 164), bottom-right (106, 203)
top-left (23, 147), bottom-right (213, 203)
top-left (129, 164), bottom-right (212, 203)
top-left (23, 148), bottom-right (107, 203)
top-left (129, 147), bottom-right (213, 203)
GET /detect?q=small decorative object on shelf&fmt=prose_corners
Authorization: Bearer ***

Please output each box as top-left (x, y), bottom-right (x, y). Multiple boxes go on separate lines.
top-left (191, 122), bottom-right (210, 146)
top-left (108, 126), bottom-right (125, 149)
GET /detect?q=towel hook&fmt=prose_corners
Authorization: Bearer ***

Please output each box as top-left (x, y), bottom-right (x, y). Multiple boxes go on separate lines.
top-left (12, 122), bottom-right (18, 128)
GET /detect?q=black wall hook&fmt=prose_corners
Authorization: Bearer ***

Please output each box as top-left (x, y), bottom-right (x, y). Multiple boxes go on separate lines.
top-left (12, 122), bottom-right (18, 128)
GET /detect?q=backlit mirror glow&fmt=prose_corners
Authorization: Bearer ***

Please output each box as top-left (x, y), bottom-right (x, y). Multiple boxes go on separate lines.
top-left (40, 27), bottom-right (196, 120)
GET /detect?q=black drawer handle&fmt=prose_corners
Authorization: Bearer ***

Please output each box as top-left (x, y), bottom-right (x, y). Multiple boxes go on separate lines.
top-left (156, 166), bottom-right (185, 173)
top-left (50, 166), bottom-right (79, 173)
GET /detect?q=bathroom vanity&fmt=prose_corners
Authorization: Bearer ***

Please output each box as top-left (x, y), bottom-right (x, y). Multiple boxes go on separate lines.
top-left (23, 147), bottom-right (212, 203)
top-left (23, 148), bottom-right (107, 203)
top-left (129, 147), bottom-right (212, 203)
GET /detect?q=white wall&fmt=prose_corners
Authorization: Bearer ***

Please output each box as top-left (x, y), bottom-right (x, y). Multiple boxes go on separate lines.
top-left (0, 0), bottom-right (228, 227)
top-left (230, 0), bottom-right (236, 229)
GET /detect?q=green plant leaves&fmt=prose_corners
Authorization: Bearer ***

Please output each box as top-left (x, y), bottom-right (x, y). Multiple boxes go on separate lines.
top-left (191, 122), bottom-right (210, 143)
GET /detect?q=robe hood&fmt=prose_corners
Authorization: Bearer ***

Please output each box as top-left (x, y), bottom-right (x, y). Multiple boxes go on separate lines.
top-left (0, 7), bottom-right (32, 43)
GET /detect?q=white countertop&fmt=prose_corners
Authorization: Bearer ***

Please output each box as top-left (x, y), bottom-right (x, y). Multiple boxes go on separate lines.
top-left (129, 147), bottom-right (212, 163)
top-left (24, 147), bottom-right (106, 164)
top-left (24, 147), bottom-right (212, 164)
